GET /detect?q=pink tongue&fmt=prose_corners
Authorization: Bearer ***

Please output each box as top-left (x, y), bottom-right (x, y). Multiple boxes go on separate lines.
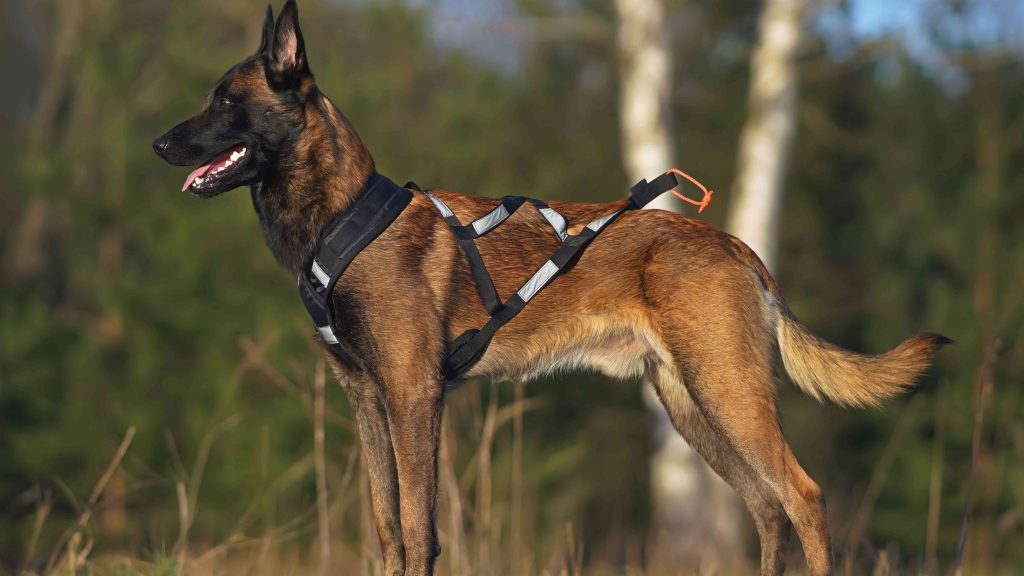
top-left (182, 163), bottom-right (213, 192)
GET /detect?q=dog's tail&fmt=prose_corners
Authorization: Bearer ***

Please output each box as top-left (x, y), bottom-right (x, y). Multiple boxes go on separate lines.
top-left (775, 308), bottom-right (951, 407)
top-left (736, 238), bottom-right (951, 408)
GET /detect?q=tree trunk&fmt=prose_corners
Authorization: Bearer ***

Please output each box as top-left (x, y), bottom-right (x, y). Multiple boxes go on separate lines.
top-left (614, 0), bottom-right (744, 570)
top-left (726, 0), bottom-right (805, 273)
top-left (614, 0), bottom-right (680, 213)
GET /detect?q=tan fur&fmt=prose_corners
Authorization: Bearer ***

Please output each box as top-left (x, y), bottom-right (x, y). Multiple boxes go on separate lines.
top-left (164, 5), bottom-right (951, 572)
top-left (776, 310), bottom-right (948, 407)
top-left (331, 189), bottom-right (948, 576)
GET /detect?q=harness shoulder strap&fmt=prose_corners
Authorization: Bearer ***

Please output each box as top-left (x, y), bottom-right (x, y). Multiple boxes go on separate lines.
top-left (422, 193), bottom-right (531, 314)
top-left (298, 173), bottom-right (413, 364)
top-left (439, 204), bottom-right (631, 381)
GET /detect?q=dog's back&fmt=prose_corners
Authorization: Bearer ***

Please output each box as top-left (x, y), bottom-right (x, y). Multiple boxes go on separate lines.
top-left (153, 2), bottom-right (949, 573)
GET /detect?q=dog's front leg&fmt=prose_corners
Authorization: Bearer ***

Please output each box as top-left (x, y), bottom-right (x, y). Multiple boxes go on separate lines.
top-left (382, 371), bottom-right (445, 576)
top-left (334, 368), bottom-right (406, 575)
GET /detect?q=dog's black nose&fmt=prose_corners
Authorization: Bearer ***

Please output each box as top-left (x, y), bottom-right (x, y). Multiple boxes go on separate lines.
top-left (152, 136), bottom-right (170, 154)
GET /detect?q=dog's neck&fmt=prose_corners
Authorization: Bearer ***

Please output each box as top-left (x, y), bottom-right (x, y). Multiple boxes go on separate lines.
top-left (251, 88), bottom-right (375, 275)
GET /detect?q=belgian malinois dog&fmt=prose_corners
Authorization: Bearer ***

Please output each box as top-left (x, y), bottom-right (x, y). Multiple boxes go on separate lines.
top-left (153, 2), bottom-right (949, 574)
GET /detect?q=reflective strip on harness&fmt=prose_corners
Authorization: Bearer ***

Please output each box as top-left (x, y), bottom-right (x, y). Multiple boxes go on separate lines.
top-left (517, 260), bottom-right (559, 302)
top-left (472, 204), bottom-right (510, 236)
top-left (311, 260), bottom-right (331, 286)
top-left (428, 171), bottom-right (697, 383)
top-left (425, 193), bottom-right (454, 217)
top-left (317, 325), bottom-right (340, 345)
top-left (586, 212), bottom-right (617, 232)
top-left (537, 207), bottom-right (568, 241)
top-left (297, 169), bottom-right (706, 386)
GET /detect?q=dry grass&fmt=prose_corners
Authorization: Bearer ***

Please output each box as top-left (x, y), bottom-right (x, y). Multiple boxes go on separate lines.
top-left (11, 339), bottom-right (1009, 576)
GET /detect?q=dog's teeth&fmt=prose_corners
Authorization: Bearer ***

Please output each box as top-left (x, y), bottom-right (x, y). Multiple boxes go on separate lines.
top-left (230, 151), bottom-right (241, 161)
top-left (194, 177), bottom-right (204, 186)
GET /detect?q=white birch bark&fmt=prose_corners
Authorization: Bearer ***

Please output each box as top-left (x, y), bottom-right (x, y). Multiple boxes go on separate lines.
top-left (614, 0), bottom-right (744, 568)
top-left (727, 0), bottom-right (805, 273)
top-left (614, 0), bottom-right (681, 212)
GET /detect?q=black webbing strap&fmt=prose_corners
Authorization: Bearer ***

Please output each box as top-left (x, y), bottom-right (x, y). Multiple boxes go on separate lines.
top-left (313, 174), bottom-right (413, 293)
top-left (440, 211), bottom-right (629, 381)
top-left (423, 194), bottom-right (531, 314)
top-left (297, 170), bottom-right (688, 382)
top-left (452, 196), bottom-right (528, 240)
top-left (444, 212), bottom-right (502, 313)
top-left (298, 173), bottom-right (413, 364)
top-left (428, 172), bottom-right (686, 383)
top-left (298, 274), bottom-right (362, 365)
top-left (629, 171), bottom-right (681, 208)
top-left (526, 198), bottom-right (569, 240)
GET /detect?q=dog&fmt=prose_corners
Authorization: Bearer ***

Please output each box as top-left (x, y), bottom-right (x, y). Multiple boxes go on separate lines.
top-left (153, 2), bottom-right (949, 574)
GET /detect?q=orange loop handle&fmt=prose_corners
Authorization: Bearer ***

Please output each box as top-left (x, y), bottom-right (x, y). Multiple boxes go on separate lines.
top-left (667, 168), bottom-right (713, 214)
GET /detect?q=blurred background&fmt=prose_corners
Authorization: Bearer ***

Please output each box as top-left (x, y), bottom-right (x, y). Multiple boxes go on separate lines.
top-left (1, 0), bottom-right (1023, 574)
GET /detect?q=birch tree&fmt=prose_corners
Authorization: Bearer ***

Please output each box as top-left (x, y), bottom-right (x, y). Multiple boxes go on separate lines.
top-left (614, 0), bottom-right (680, 213)
top-left (614, 0), bottom-right (743, 568)
top-left (727, 0), bottom-right (805, 272)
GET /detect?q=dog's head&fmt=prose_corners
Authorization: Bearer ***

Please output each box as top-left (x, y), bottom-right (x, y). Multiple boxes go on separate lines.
top-left (153, 1), bottom-right (313, 198)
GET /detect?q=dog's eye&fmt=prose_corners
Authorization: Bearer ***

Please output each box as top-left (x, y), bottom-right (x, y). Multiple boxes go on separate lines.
top-left (218, 97), bottom-right (232, 108)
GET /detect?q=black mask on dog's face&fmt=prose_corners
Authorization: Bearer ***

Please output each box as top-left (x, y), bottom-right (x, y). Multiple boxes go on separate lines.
top-left (152, 1), bottom-right (313, 198)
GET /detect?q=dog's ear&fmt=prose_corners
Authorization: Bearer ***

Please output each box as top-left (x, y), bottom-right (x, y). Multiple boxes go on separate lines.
top-left (257, 4), bottom-right (275, 55)
top-left (267, 0), bottom-right (309, 87)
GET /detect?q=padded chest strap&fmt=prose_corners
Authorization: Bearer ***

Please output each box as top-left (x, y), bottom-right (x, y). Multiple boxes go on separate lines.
top-left (298, 173), bottom-right (413, 365)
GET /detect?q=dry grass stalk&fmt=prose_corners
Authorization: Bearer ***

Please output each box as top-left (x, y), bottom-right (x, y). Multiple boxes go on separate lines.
top-left (191, 513), bottom-right (312, 571)
top-left (953, 338), bottom-right (1000, 575)
top-left (240, 337), bottom-right (354, 432)
top-left (172, 414), bottom-right (241, 574)
top-left (44, 426), bottom-right (136, 574)
top-left (842, 395), bottom-right (923, 574)
top-left (441, 417), bottom-right (469, 574)
top-left (21, 486), bottom-right (53, 573)
top-left (871, 549), bottom-right (892, 576)
top-left (313, 359), bottom-right (331, 576)
top-left (564, 522), bottom-right (583, 576)
top-left (176, 481), bottom-right (189, 574)
top-left (163, 429), bottom-right (189, 483)
top-left (924, 383), bottom-right (949, 575)
top-left (512, 380), bottom-right (526, 575)
top-left (477, 380), bottom-right (500, 569)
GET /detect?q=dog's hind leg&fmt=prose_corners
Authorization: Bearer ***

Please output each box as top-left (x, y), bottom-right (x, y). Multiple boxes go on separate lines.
top-left (658, 323), bottom-right (833, 575)
top-left (331, 365), bottom-right (407, 575)
top-left (648, 362), bottom-right (792, 576)
top-left (682, 362), bottom-right (832, 575)
top-left (645, 244), bottom-right (833, 574)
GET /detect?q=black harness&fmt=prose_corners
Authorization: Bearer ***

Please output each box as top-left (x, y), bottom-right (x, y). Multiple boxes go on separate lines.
top-left (297, 173), bottom-right (413, 368)
top-left (298, 170), bottom-right (695, 382)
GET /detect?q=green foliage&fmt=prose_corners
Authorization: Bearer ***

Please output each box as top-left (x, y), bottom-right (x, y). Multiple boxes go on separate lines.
top-left (1, 0), bottom-right (1021, 573)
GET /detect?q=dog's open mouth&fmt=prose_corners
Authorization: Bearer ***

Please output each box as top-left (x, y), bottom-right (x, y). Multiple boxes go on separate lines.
top-left (182, 143), bottom-right (248, 192)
